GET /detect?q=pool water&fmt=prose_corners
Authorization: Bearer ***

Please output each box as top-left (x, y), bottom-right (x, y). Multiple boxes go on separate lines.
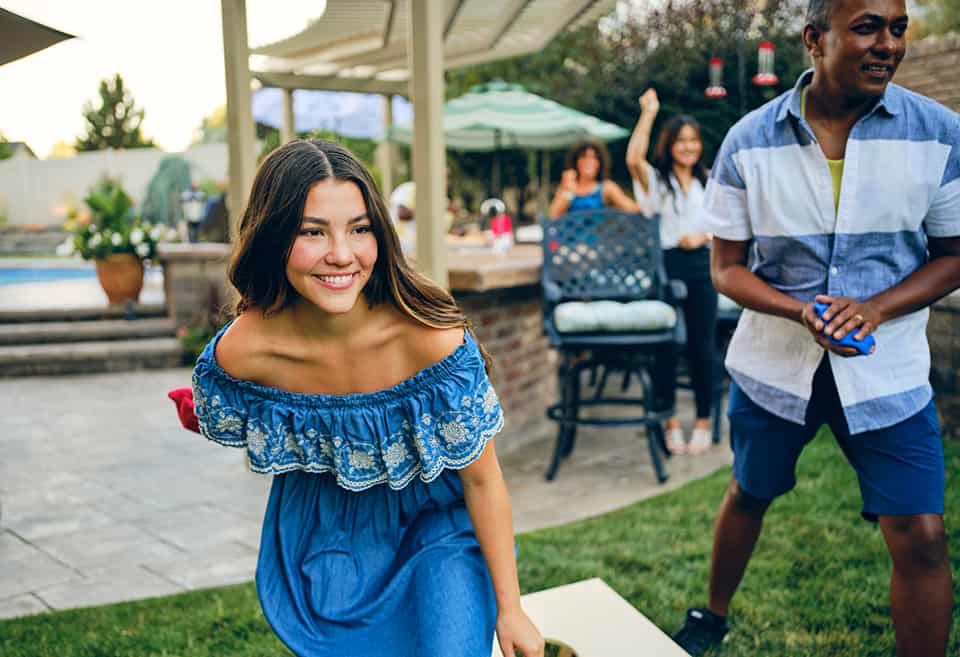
top-left (0, 268), bottom-right (97, 286)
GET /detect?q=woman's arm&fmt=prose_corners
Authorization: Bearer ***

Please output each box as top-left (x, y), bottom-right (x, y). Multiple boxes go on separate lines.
top-left (548, 169), bottom-right (578, 219)
top-left (626, 89), bottom-right (660, 193)
top-left (602, 180), bottom-right (641, 213)
top-left (460, 442), bottom-right (544, 657)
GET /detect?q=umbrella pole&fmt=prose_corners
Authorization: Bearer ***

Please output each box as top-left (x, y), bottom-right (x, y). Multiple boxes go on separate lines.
top-left (492, 129), bottom-right (502, 198)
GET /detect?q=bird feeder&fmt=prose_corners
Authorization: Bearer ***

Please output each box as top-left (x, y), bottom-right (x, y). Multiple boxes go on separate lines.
top-left (752, 41), bottom-right (779, 86)
top-left (705, 56), bottom-right (727, 99)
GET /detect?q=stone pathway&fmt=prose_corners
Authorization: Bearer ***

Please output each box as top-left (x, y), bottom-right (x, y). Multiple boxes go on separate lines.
top-left (0, 367), bottom-right (731, 620)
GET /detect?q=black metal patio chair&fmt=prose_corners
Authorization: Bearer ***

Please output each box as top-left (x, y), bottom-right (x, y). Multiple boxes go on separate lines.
top-left (541, 209), bottom-right (682, 483)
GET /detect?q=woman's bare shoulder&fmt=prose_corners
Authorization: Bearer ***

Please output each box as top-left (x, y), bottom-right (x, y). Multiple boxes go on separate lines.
top-left (399, 320), bottom-right (466, 370)
top-left (214, 312), bottom-right (273, 380)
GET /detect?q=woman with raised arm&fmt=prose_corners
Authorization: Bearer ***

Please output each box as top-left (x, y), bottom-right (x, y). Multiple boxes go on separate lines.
top-left (549, 139), bottom-right (639, 218)
top-left (627, 89), bottom-right (718, 456)
top-left (183, 140), bottom-right (543, 657)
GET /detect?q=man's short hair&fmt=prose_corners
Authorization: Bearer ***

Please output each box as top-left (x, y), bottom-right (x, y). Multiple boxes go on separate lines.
top-left (807, 0), bottom-right (834, 31)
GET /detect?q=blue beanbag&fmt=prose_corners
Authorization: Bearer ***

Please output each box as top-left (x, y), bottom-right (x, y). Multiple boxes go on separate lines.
top-left (813, 302), bottom-right (876, 355)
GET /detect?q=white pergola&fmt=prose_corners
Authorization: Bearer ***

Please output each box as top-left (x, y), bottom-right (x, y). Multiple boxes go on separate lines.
top-left (221, 0), bottom-right (616, 286)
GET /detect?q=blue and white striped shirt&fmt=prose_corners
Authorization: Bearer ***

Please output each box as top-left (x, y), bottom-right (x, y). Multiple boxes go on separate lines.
top-left (700, 70), bottom-right (960, 434)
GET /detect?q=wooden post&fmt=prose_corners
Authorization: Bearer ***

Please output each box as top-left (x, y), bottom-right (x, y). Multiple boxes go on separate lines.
top-left (221, 0), bottom-right (256, 241)
top-left (408, 0), bottom-right (448, 287)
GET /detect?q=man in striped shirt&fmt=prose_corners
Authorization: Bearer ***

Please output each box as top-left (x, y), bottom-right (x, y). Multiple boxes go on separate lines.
top-left (672, 1), bottom-right (960, 655)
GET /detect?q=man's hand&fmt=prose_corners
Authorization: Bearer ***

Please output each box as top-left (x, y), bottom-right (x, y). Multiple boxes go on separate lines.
top-left (800, 294), bottom-right (881, 357)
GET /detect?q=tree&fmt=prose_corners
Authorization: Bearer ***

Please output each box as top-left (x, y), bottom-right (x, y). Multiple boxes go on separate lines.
top-left (444, 0), bottom-right (809, 211)
top-left (0, 132), bottom-right (11, 160)
top-left (193, 104), bottom-right (227, 144)
top-left (914, 0), bottom-right (960, 36)
top-left (75, 74), bottom-right (155, 151)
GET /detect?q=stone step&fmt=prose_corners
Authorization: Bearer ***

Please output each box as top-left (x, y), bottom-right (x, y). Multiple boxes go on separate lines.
top-left (0, 338), bottom-right (184, 377)
top-left (0, 318), bottom-right (177, 346)
top-left (0, 303), bottom-right (167, 324)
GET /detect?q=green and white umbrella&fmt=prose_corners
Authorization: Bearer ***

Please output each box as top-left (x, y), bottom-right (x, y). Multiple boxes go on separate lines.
top-left (388, 81), bottom-right (629, 152)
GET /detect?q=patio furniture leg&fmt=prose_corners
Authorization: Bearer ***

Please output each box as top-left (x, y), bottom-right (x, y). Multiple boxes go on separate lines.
top-left (546, 358), bottom-right (578, 481)
top-left (593, 365), bottom-right (610, 401)
top-left (637, 367), bottom-right (669, 483)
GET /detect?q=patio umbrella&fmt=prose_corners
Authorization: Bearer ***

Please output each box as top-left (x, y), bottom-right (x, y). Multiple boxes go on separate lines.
top-left (252, 88), bottom-right (412, 140)
top-left (387, 81), bottom-right (629, 151)
top-left (0, 8), bottom-right (75, 66)
top-left (388, 81), bottom-right (629, 195)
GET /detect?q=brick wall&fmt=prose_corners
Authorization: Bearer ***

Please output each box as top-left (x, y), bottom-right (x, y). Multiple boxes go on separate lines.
top-left (456, 285), bottom-right (558, 453)
top-left (929, 293), bottom-right (960, 440)
top-left (895, 33), bottom-right (960, 110)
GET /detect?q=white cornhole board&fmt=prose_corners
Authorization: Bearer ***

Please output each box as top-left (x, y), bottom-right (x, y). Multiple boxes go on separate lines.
top-left (492, 578), bottom-right (690, 656)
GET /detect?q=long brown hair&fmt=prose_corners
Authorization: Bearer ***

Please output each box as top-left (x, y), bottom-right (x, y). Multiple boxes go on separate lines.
top-left (652, 115), bottom-right (709, 201)
top-left (228, 139), bottom-right (492, 372)
top-left (564, 140), bottom-right (610, 182)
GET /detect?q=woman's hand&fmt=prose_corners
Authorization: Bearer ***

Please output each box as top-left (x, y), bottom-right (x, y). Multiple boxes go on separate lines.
top-left (639, 88), bottom-right (660, 115)
top-left (677, 232), bottom-right (710, 250)
top-left (559, 169), bottom-right (578, 192)
top-left (497, 608), bottom-right (544, 657)
top-left (799, 294), bottom-right (881, 357)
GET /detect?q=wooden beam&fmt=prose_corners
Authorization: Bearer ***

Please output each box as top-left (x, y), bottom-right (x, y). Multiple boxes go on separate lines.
top-left (253, 71), bottom-right (408, 96)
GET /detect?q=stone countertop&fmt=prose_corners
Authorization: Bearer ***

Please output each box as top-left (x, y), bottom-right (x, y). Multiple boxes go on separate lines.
top-left (155, 242), bottom-right (232, 262)
top-left (447, 243), bottom-right (542, 293)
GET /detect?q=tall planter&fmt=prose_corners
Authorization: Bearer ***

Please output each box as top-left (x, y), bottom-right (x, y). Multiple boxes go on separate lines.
top-left (95, 253), bottom-right (144, 304)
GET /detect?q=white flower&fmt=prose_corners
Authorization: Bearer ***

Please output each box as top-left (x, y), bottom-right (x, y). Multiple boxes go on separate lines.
top-left (88, 234), bottom-right (102, 247)
top-left (55, 240), bottom-right (75, 257)
top-left (135, 242), bottom-right (150, 258)
top-left (130, 228), bottom-right (144, 245)
top-left (111, 233), bottom-right (122, 246)
top-left (439, 420), bottom-right (469, 445)
top-left (383, 442), bottom-right (409, 469)
top-left (150, 226), bottom-right (163, 241)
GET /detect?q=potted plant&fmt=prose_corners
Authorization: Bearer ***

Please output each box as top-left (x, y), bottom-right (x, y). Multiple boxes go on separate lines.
top-left (57, 177), bottom-right (177, 304)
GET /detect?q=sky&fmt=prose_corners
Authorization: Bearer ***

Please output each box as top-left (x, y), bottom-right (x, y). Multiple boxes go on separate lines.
top-left (0, 0), bottom-right (324, 157)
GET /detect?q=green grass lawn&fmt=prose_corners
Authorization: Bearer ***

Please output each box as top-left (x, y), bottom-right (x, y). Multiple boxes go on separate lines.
top-left (2, 433), bottom-right (958, 656)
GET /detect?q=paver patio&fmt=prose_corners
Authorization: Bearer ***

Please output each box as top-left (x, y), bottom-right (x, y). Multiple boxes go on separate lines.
top-left (0, 354), bottom-right (730, 620)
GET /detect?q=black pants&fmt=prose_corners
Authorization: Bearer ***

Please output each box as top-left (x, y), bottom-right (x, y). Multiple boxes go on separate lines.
top-left (654, 247), bottom-right (718, 419)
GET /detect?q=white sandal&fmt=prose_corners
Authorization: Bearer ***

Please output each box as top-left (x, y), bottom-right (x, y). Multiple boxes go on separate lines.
top-left (688, 426), bottom-right (712, 455)
top-left (665, 425), bottom-right (686, 455)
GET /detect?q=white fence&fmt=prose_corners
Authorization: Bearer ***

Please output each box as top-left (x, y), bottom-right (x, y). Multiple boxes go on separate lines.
top-left (0, 143), bottom-right (229, 226)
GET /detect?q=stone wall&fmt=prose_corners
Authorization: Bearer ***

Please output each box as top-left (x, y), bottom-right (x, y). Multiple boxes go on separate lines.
top-left (895, 33), bottom-right (960, 110)
top-left (156, 243), bottom-right (235, 330)
top-left (929, 292), bottom-right (960, 440)
top-left (457, 286), bottom-right (558, 453)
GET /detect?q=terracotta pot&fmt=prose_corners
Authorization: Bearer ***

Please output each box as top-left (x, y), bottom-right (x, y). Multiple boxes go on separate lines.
top-left (95, 253), bottom-right (144, 305)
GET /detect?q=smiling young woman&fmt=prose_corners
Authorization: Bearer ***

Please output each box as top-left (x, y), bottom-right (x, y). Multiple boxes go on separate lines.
top-left (182, 139), bottom-right (544, 657)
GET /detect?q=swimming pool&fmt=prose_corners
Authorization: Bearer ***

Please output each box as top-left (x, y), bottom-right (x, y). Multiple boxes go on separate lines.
top-left (0, 267), bottom-right (97, 286)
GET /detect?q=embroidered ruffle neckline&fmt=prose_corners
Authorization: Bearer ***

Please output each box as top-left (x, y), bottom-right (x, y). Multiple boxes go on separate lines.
top-left (191, 324), bottom-right (503, 491)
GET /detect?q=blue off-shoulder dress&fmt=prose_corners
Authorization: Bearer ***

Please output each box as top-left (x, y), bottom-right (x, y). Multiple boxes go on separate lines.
top-left (191, 325), bottom-right (504, 657)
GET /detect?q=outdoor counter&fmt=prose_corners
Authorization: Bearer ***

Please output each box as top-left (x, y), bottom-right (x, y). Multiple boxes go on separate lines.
top-left (158, 242), bottom-right (556, 453)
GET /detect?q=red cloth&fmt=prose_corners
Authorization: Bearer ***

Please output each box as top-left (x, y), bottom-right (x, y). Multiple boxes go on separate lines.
top-left (168, 387), bottom-right (200, 433)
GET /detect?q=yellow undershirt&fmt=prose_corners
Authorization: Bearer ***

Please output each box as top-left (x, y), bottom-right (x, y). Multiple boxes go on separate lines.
top-left (801, 85), bottom-right (844, 214)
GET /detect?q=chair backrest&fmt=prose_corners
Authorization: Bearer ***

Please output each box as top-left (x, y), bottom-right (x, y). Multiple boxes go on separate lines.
top-left (541, 209), bottom-right (666, 306)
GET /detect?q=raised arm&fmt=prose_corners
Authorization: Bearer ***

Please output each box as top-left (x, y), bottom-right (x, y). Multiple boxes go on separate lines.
top-left (626, 88), bottom-right (660, 194)
top-left (460, 443), bottom-right (544, 657)
top-left (548, 169), bottom-right (578, 219)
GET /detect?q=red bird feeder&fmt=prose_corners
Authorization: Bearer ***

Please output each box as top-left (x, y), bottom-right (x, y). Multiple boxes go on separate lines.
top-left (752, 41), bottom-right (779, 86)
top-left (705, 56), bottom-right (727, 99)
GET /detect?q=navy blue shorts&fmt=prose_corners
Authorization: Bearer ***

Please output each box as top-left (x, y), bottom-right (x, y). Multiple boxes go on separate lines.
top-left (728, 358), bottom-right (944, 521)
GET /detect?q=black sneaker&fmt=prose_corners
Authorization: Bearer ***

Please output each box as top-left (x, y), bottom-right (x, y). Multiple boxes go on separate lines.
top-left (672, 607), bottom-right (729, 656)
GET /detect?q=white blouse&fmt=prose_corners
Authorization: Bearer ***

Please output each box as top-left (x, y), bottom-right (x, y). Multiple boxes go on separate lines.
top-left (632, 162), bottom-right (706, 250)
